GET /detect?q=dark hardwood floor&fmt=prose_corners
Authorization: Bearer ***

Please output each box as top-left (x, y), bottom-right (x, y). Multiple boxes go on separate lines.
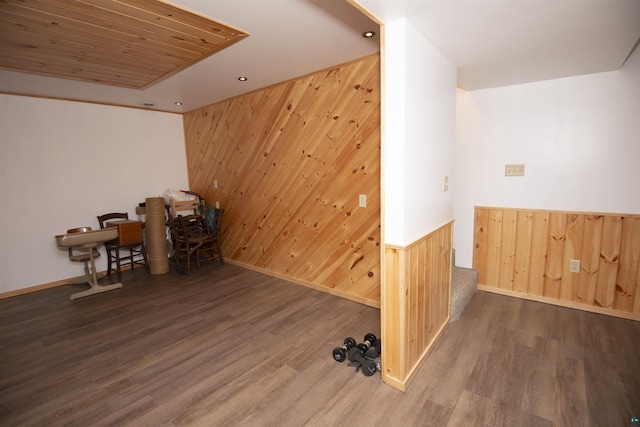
top-left (1, 262), bottom-right (638, 426)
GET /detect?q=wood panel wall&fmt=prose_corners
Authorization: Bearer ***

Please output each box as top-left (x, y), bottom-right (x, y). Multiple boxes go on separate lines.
top-left (382, 221), bottom-right (453, 391)
top-left (182, 54), bottom-right (381, 307)
top-left (473, 207), bottom-right (640, 321)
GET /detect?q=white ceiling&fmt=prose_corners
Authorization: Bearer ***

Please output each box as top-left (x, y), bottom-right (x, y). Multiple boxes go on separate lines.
top-left (358, 0), bottom-right (640, 90)
top-left (1, 0), bottom-right (638, 113)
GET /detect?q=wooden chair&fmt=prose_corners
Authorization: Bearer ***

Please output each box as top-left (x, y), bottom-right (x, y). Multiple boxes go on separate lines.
top-left (97, 212), bottom-right (149, 281)
top-left (195, 206), bottom-right (224, 265)
top-left (169, 215), bottom-right (210, 274)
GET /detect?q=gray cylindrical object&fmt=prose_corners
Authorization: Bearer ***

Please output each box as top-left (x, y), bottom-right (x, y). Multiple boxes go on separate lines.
top-left (145, 197), bottom-right (169, 274)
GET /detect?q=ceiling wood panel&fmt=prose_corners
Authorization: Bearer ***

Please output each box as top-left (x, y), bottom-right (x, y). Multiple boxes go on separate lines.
top-left (0, 0), bottom-right (249, 89)
top-left (0, 10), bottom-right (200, 66)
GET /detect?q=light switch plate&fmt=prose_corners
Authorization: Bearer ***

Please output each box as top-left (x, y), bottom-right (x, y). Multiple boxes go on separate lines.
top-left (359, 194), bottom-right (367, 208)
top-left (505, 164), bottom-right (525, 176)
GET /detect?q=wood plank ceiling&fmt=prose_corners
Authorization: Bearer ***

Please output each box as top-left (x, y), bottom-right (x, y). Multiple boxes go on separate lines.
top-left (0, 0), bottom-right (248, 89)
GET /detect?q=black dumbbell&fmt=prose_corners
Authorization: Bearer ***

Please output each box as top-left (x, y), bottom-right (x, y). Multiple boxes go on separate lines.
top-left (355, 339), bottom-right (382, 377)
top-left (349, 350), bottom-right (378, 376)
top-left (332, 337), bottom-right (357, 362)
top-left (347, 333), bottom-right (377, 362)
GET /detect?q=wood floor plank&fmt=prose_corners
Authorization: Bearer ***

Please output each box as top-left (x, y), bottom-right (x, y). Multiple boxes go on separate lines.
top-left (583, 347), bottom-right (634, 426)
top-left (417, 294), bottom-right (498, 408)
top-left (521, 336), bottom-right (558, 422)
top-left (555, 351), bottom-right (589, 427)
top-left (1, 263), bottom-right (639, 426)
top-left (448, 390), bottom-right (554, 427)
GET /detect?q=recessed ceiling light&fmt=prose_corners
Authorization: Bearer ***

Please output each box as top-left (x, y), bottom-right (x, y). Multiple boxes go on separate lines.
top-left (174, 101), bottom-right (183, 106)
top-left (362, 31), bottom-right (376, 38)
top-left (238, 76), bottom-right (248, 82)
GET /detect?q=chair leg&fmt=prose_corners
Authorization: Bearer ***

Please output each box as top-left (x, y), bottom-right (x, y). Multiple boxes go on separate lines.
top-left (216, 239), bottom-right (224, 264)
top-left (106, 249), bottom-right (113, 276)
top-left (173, 250), bottom-right (182, 271)
top-left (131, 248), bottom-right (139, 272)
top-left (196, 246), bottom-right (205, 267)
top-left (115, 250), bottom-right (122, 282)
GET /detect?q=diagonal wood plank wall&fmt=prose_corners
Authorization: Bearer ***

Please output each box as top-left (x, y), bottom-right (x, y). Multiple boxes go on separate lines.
top-left (182, 54), bottom-right (381, 307)
top-left (473, 206), bottom-right (640, 320)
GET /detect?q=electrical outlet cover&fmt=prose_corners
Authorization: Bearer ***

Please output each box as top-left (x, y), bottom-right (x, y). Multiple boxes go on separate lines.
top-left (570, 259), bottom-right (580, 273)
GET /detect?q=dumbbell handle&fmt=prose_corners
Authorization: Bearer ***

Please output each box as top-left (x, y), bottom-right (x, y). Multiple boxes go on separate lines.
top-left (348, 340), bottom-right (373, 362)
top-left (365, 339), bottom-right (381, 359)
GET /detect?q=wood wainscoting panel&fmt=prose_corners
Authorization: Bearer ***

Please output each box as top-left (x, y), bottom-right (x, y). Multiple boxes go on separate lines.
top-left (382, 221), bottom-right (453, 391)
top-left (617, 217), bottom-right (640, 313)
top-left (473, 207), bottom-right (640, 320)
top-left (183, 54), bottom-right (381, 307)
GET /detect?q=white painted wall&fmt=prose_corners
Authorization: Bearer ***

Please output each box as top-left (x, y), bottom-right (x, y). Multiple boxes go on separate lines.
top-left (383, 18), bottom-right (457, 246)
top-left (0, 95), bottom-right (189, 293)
top-left (453, 47), bottom-right (640, 268)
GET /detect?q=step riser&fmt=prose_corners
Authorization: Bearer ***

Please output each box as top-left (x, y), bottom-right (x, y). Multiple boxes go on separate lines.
top-left (450, 266), bottom-right (478, 323)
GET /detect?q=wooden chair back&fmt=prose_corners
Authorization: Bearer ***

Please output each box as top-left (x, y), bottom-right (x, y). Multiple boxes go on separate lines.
top-left (97, 212), bottom-right (129, 229)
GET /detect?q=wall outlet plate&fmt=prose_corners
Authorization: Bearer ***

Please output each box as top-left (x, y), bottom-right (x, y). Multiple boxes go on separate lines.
top-left (570, 259), bottom-right (580, 273)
